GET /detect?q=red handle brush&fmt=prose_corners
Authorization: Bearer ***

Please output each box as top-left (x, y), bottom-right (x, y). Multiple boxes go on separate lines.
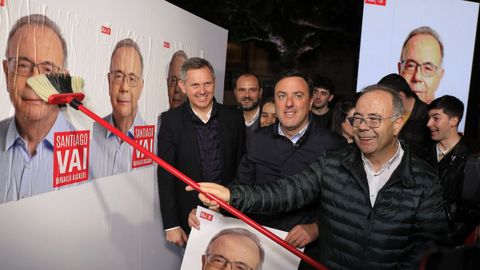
top-left (27, 74), bottom-right (328, 270)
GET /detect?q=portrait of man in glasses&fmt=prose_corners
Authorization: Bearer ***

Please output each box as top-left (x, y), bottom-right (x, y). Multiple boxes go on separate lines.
top-left (167, 50), bottom-right (188, 109)
top-left (0, 14), bottom-right (77, 204)
top-left (90, 38), bottom-right (145, 179)
top-left (202, 228), bottom-right (264, 270)
top-left (398, 26), bottom-right (444, 104)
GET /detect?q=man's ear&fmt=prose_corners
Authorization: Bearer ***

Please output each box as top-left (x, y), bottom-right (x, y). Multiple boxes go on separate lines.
top-left (3, 60), bottom-right (9, 91)
top-left (328, 94), bottom-right (334, 102)
top-left (393, 115), bottom-right (405, 137)
top-left (450, 116), bottom-right (459, 128)
top-left (179, 80), bottom-right (187, 95)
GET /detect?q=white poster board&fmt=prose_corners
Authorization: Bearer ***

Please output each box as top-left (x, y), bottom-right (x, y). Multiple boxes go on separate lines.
top-left (357, 0), bottom-right (479, 131)
top-left (181, 206), bottom-right (302, 270)
top-left (0, 0), bottom-right (228, 269)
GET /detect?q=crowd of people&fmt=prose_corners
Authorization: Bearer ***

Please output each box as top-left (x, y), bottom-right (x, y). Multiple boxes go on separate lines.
top-left (156, 57), bottom-right (480, 269)
top-left (1, 13), bottom-right (479, 270)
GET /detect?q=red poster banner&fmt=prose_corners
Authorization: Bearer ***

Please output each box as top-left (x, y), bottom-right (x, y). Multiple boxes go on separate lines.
top-left (53, 130), bottom-right (90, 188)
top-left (365, 0), bottom-right (386, 6)
top-left (163, 41), bottom-right (171, 48)
top-left (132, 125), bottom-right (155, 169)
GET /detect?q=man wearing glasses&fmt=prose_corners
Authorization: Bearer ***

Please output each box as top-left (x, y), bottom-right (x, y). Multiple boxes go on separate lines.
top-left (0, 14), bottom-right (76, 204)
top-left (90, 38), bottom-right (145, 178)
top-left (398, 26), bottom-right (445, 104)
top-left (190, 85), bottom-right (448, 269)
top-left (167, 50), bottom-right (188, 110)
top-left (202, 228), bottom-right (264, 270)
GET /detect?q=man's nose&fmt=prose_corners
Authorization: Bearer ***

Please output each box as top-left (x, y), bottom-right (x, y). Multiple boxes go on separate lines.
top-left (120, 79), bottom-right (130, 92)
top-left (412, 66), bottom-right (423, 81)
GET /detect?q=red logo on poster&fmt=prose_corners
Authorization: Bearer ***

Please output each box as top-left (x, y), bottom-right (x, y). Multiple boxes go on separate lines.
top-left (53, 130), bottom-right (90, 188)
top-left (0, 0), bottom-right (5, 7)
top-left (163, 41), bottom-right (170, 48)
top-left (101, 25), bottom-right (111, 35)
top-left (132, 125), bottom-right (155, 169)
top-left (365, 0), bottom-right (386, 6)
top-left (200, 211), bottom-right (213, 221)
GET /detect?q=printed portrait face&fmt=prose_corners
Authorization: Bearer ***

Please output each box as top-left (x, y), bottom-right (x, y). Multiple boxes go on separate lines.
top-left (202, 234), bottom-right (261, 270)
top-left (399, 34), bottom-right (444, 104)
top-left (108, 46), bottom-right (144, 122)
top-left (3, 24), bottom-right (65, 122)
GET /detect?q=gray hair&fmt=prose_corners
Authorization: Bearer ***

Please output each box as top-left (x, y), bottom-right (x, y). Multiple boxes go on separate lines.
top-left (179, 57), bottom-right (215, 82)
top-left (205, 227), bottom-right (265, 270)
top-left (110, 38), bottom-right (144, 74)
top-left (400, 26), bottom-right (444, 64)
top-left (360, 84), bottom-right (404, 117)
top-left (6, 14), bottom-right (68, 67)
top-left (169, 50), bottom-right (188, 67)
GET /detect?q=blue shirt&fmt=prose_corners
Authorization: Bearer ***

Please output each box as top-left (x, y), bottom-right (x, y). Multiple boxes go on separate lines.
top-left (90, 112), bottom-right (145, 179)
top-left (0, 112), bottom-right (76, 204)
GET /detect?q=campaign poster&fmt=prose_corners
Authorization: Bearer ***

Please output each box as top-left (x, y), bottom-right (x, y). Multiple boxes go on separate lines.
top-left (357, 0), bottom-right (479, 131)
top-left (53, 130), bottom-right (90, 187)
top-left (181, 206), bottom-right (303, 270)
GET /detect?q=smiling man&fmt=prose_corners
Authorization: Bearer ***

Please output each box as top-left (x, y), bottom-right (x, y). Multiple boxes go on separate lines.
top-left (398, 26), bottom-right (445, 104)
top-left (157, 57), bottom-right (245, 247)
top-left (0, 14), bottom-right (76, 203)
top-left (90, 38), bottom-right (145, 178)
top-left (191, 85), bottom-right (448, 270)
top-left (422, 95), bottom-right (476, 245)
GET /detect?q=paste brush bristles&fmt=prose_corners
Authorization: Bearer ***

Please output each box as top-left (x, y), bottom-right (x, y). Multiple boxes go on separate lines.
top-left (27, 74), bottom-right (85, 102)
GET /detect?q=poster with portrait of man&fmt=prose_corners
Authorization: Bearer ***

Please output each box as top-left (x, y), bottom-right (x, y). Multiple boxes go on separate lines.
top-left (181, 206), bottom-right (303, 270)
top-left (357, 0), bottom-right (479, 132)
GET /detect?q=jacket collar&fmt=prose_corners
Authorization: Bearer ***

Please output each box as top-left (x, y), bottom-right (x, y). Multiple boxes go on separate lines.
top-left (341, 142), bottom-right (415, 197)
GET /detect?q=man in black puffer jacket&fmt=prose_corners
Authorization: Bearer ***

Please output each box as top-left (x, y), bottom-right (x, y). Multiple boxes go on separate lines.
top-left (190, 85), bottom-right (448, 270)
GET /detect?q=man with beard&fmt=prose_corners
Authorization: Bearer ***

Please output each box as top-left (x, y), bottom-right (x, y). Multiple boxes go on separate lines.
top-left (233, 73), bottom-right (263, 145)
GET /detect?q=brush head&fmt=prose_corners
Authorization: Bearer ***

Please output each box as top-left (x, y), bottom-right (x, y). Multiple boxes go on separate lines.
top-left (27, 74), bottom-right (85, 105)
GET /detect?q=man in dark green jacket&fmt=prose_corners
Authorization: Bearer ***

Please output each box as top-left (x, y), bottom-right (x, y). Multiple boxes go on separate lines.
top-left (189, 85), bottom-right (448, 270)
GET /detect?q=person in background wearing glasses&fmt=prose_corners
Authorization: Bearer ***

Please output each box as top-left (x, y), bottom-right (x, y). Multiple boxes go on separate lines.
top-left (167, 50), bottom-right (188, 109)
top-left (188, 85), bottom-right (448, 270)
top-left (398, 26), bottom-right (444, 104)
top-left (157, 57), bottom-right (245, 247)
top-left (0, 14), bottom-right (76, 204)
top-left (90, 38), bottom-right (145, 179)
top-left (202, 228), bottom-right (264, 270)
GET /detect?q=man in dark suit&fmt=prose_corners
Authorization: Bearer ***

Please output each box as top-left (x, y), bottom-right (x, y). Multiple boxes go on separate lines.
top-left (157, 57), bottom-right (245, 247)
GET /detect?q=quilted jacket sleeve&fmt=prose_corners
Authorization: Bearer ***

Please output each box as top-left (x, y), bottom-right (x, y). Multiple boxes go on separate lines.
top-left (229, 158), bottom-right (323, 215)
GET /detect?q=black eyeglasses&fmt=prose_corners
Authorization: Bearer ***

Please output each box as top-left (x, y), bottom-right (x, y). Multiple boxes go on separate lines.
top-left (7, 57), bottom-right (62, 77)
top-left (204, 254), bottom-right (254, 270)
top-left (347, 114), bottom-right (398, 128)
top-left (167, 75), bottom-right (180, 87)
top-left (109, 70), bottom-right (141, 87)
top-left (400, 59), bottom-right (440, 77)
